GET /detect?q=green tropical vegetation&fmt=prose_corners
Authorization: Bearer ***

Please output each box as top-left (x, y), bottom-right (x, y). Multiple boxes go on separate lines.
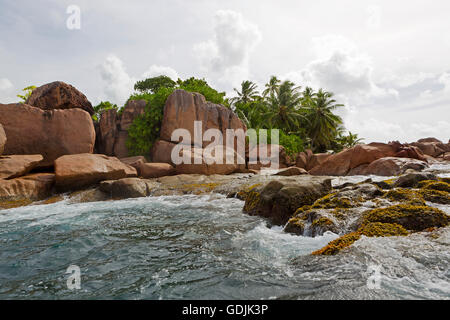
top-left (95, 74), bottom-right (362, 157)
top-left (126, 77), bottom-right (227, 156)
top-left (92, 101), bottom-right (118, 122)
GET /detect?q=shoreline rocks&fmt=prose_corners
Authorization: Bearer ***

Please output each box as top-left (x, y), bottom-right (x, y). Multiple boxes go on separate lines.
top-left (0, 103), bottom-right (95, 167)
top-left (0, 155), bottom-right (43, 179)
top-left (54, 153), bottom-right (137, 192)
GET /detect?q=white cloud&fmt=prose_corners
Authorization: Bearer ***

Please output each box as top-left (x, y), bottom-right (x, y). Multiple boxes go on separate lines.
top-left (193, 10), bottom-right (262, 90)
top-left (99, 55), bottom-right (180, 105)
top-left (0, 78), bottom-right (16, 103)
top-left (99, 54), bottom-right (136, 106)
top-left (0, 78), bottom-right (13, 91)
top-left (285, 35), bottom-right (398, 105)
top-left (142, 65), bottom-right (179, 81)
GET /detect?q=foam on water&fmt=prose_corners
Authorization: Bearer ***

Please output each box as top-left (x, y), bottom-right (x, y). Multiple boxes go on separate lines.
top-left (0, 176), bottom-right (449, 299)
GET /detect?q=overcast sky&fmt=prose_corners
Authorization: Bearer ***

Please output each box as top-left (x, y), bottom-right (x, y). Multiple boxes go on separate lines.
top-left (1, 0), bottom-right (449, 143)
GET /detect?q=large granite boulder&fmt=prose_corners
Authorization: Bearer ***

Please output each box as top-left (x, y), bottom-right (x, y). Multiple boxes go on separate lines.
top-left (295, 150), bottom-right (330, 171)
top-left (310, 142), bottom-right (427, 176)
top-left (243, 176), bottom-right (332, 225)
top-left (0, 103), bottom-right (95, 167)
top-left (150, 140), bottom-right (177, 165)
top-left (98, 108), bottom-right (118, 156)
top-left (0, 155), bottom-right (43, 179)
top-left (175, 146), bottom-right (244, 175)
top-left (409, 137), bottom-right (450, 158)
top-left (26, 81), bottom-right (94, 115)
top-left (119, 99), bottom-right (146, 131)
top-left (96, 99), bottom-right (146, 158)
top-left (100, 178), bottom-right (154, 199)
top-left (352, 157), bottom-right (429, 176)
top-left (0, 124), bottom-right (6, 155)
top-left (0, 173), bottom-right (55, 204)
top-left (160, 90), bottom-right (246, 149)
top-left (139, 163), bottom-right (175, 178)
top-left (54, 153), bottom-right (137, 191)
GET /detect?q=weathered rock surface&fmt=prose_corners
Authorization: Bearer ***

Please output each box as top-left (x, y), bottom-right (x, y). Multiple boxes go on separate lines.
top-left (98, 108), bottom-right (118, 156)
top-left (100, 178), bottom-right (155, 199)
top-left (139, 163), bottom-right (175, 178)
top-left (242, 176), bottom-right (332, 225)
top-left (0, 124), bottom-right (6, 155)
top-left (119, 100), bottom-right (146, 131)
top-left (247, 144), bottom-right (290, 170)
top-left (310, 142), bottom-right (428, 176)
top-left (26, 81), bottom-right (94, 115)
top-left (0, 103), bottom-right (95, 167)
top-left (54, 153), bottom-right (137, 191)
top-left (0, 173), bottom-right (55, 204)
top-left (150, 140), bottom-right (177, 165)
top-left (358, 157), bottom-right (429, 176)
top-left (96, 99), bottom-right (146, 158)
top-left (273, 167), bottom-right (308, 176)
top-left (296, 150), bottom-right (330, 171)
top-left (120, 156), bottom-right (147, 174)
top-left (160, 90), bottom-right (246, 149)
top-left (175, 146), bottom-right (245, 175)
top-left (0, 155), bottom-right (43, 179)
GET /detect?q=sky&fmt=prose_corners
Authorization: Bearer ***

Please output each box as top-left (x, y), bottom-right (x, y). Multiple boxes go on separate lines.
top-left (0, 0), bottom-right (449, 143)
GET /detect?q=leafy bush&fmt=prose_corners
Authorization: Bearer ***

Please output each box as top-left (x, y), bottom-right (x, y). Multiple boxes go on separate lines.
top-left (126, 77), bottom-right (228, 156)
top-left (92, 101), bottom-right (118, 122)
top-left (126, 87), bottom-right (175, 156)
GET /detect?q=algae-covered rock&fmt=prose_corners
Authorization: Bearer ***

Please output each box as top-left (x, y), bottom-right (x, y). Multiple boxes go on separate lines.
top-left (242, 176), bottom-right (332, 225)
top-left (362, 204), bottom-right (449, 231)
top-left (312, 232), bottom-right (361, 256)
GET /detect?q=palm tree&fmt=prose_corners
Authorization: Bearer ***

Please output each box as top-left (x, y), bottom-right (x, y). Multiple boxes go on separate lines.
top-left (264, 80), bottom-right (306, 133)
top-left (231, 80), bottom-right (259, 105)
top-left (304, 89), bottom-right (343, 152)
top-left (263, 76), bottom-right (281, 97)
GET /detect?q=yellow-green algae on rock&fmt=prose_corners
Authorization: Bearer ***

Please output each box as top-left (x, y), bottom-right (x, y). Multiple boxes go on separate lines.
top-left (312, 222), bottom-right (410, 256)
top-left (417, 180), bottom-right (450, 193)
top-left (383, 188), bottom-right (426, 206)
top-left (362, 204), bottom-right (449, 231)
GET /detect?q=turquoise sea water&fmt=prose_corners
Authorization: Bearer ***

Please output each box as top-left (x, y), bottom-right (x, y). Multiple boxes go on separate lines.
top-left (0, 191), bottom-right (449, 300)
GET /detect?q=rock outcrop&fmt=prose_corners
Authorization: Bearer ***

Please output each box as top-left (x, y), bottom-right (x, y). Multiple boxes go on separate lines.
top-left (175, 146), bottom-right (245, 175)
top-left (0, 124), bottom-right (6, 155)
top-left (350, 157), bottom-right (429, 176)
top-left (139, 163), bottom-right (175, 178)
top-left (242, 176), bottom-right (332, 225)
top-left (0, 103), bottom-right (95, 167)
top-left (0, 155), bottom-right (43, 179)
top-left (54, 153), bottom-right (137, 191)
top-left (97, 99), bottom-right (146, 158)
top-left (160, 90), bottom-right (246, 149)
top-left (100, 178), bottom-right (155, 199)
top-left (26, 81), bottom-right (94, 115)
top-left (150, 140), bottom-right (177, 165)
top-left (409, 137), bottom-right (450, 158)
top-left (310, 142), bottom-right (427, 176)
top-left (0, 173), bottom-right (55, 206)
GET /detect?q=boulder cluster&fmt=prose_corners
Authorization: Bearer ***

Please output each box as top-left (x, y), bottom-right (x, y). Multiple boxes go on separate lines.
top-left (0, 80), bottom-right (449, 219)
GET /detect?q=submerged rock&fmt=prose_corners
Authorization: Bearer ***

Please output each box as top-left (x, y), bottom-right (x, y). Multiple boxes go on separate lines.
top-left (100, 178), bottom-right (156, 199)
